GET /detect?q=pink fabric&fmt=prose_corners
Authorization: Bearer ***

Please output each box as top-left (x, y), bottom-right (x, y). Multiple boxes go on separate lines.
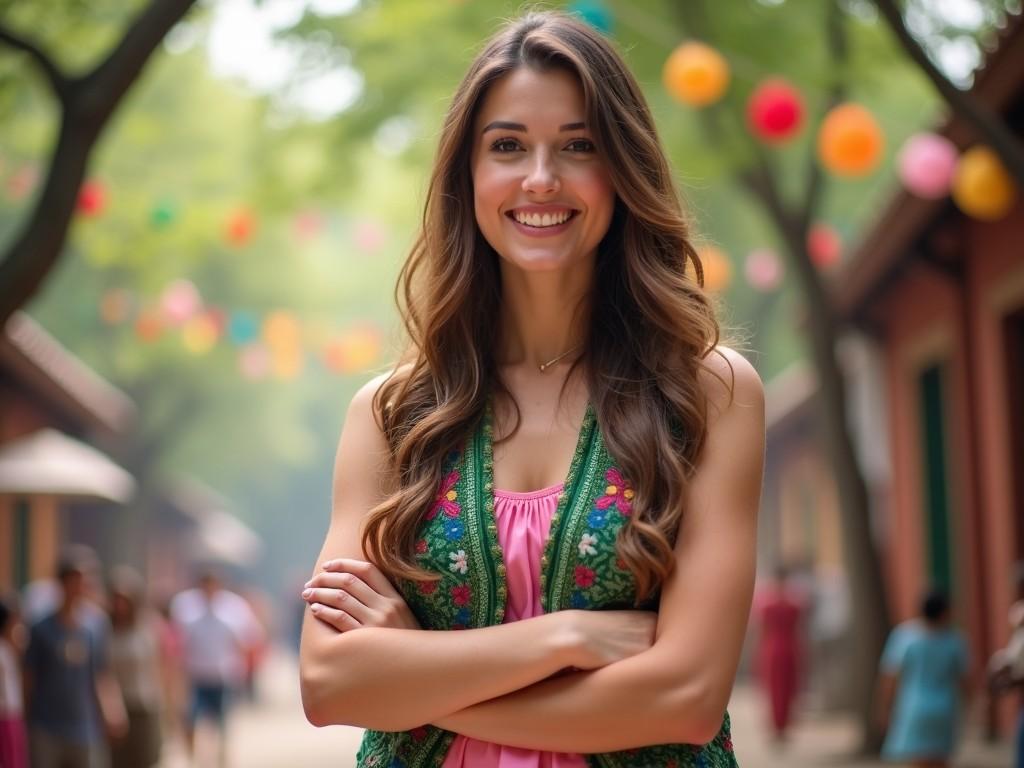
top-left (442, 483), bottom-right (587, 768)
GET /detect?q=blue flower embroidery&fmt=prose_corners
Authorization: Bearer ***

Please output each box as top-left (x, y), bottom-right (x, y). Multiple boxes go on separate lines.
top-left (587, 509), bottom-right (608, 529)
top-left (444, 519), bottom-right (464, 540)
top-left (455, 607), bottom-right (471, 625)
top-left (389, 759), bottom-right (406, 768)
top-left (570, 591), bottom-right (589, 609)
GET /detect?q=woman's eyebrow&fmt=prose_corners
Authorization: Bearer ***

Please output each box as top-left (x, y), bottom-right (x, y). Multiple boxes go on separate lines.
top-left (481, 120), bottom-right (587, 133)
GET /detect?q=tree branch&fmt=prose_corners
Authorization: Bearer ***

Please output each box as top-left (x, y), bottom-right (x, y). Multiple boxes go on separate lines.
top-left (871, 0), bottom-right (1024, 185)
top-left (0, 21), bottom-right (71, 104)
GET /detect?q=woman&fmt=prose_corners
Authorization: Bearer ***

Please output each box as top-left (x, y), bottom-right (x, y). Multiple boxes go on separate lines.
top-left (754, 565), bottom-right (804, 742)
top-left (299, 11), bottom-right (764, 768)
top-left (877, 591), bottom-right (970, 768)
top-left (107, 567), bottom-right (164, 768)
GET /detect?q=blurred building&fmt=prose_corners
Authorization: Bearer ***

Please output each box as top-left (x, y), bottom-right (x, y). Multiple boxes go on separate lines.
top-left (763, 17), bottom-right (1023, 735)
top-left (0, 311), bottom-right (136, 588)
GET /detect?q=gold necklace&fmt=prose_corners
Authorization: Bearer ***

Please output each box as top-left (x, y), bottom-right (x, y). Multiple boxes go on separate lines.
top-left (538, 344), bottom-right (583, 372)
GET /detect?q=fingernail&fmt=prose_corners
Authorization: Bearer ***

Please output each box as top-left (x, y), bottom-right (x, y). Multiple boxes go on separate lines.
top-left (303, 580), bottom-right (312, 589)
top-left (310, 603), bottom-right (321, 613)
top-left (302, 589), bottom-right (312, 598)
top-left (321, 560), bottom-right (336, 570)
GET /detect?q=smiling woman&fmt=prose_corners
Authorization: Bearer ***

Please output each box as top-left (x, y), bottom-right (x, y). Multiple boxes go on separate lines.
top-left (299, 10), bottom-right (764, 768)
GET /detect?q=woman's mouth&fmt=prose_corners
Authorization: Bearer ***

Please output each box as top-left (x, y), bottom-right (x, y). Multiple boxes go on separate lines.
top-left (505, 209), bottom-right (579, 236)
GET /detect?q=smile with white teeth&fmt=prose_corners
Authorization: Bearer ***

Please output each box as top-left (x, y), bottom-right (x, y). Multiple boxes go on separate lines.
top-left (511, 210), bottom-right (574, 228)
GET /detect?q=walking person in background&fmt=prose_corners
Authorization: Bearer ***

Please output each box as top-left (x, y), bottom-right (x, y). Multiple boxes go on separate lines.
top-left (0, 593), bottom-right (27, 768)
top-left (106, 567), bottom-right (163, 768)
top-left (299, 10), bottom-right (764, 767)
top-left (988, 562), bottom-right (1024, 768)
top-left (754, 564), bottom-right (805, 744)
top-left (171, 570), bottom-right (261, 768)
top-left (24, 551), bottom-right (127, 768)
top-left (877, 590), bottom-right (970, 768)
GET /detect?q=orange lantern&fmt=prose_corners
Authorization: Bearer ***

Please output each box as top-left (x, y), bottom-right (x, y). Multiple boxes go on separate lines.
top-left (663, 42), bottom-right (730, 107)
top-left (225, 208), bottom-right (257, 246)
top-left (951, 146), bottom-right (1017, 221)
top-left (818, 103), bottom-right (884, 177)
top-left (697, 245), bottom-right (733, 292)
top-left (135, 310), bottom-right (164, 343)
top-left (182, 313), bottom-right (220, 355)
top-left (262, 310), bottom-right (301, 352)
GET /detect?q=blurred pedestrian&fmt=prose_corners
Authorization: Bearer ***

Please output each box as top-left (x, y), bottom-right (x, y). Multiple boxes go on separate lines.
top-left (170, 569), bottom-right (261, 768)
top-left (24, 548), bottom-right (127, 768)
top-left (754, 563), bottom-right (805, 742)
top-left (877, 590), bottom-right (969, 768)
top-left (987, 562), bottom-right (1024, 768)
top-left (106, 567), bottom-right (163, 768)
top-left (0, 592), bottom-right (27, 768)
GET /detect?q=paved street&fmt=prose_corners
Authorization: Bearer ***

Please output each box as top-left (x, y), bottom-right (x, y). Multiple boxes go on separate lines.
top-left (161, 647), bottom-right (1014, 768)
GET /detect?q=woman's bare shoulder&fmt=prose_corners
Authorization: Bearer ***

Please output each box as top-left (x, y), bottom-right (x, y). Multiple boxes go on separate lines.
top-left (698, 345), bottom-right (764, 421)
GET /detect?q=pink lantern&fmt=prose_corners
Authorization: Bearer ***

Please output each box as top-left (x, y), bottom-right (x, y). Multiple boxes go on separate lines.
top-left (897, 133), bottom-right (958, 199)
top-left (77, 180), bottom-right (107, 216)
top-left (293, 210), bottom-right (324, 241)
top-left (160, 279), bottom-right (202, 326)
top-left (744, 249), bottom-right (783, 292)
top-left (807, 223), bottom-right (842, 268)
top-left (354, 220), bottom-right (386, 253)
top-left (747, 79), bottom-right (804, 144)
top-left (239, 344), bottom-right (270, 380)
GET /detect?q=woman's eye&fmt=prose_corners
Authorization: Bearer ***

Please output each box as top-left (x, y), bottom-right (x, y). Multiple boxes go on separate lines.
top-left (566, 138), bottom-right (596, 153)
top-left (491, 138), bottom-right (521, 153)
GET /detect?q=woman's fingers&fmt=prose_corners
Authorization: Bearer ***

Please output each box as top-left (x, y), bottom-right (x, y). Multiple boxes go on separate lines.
top-left (302, 587), bottom-right (372, 624)
top-left (320, 558), bottom-right (400, 599)
top-left (309, 602), bottom-right (360, 632)
top-left (305, 572), bottom-right (379, 607)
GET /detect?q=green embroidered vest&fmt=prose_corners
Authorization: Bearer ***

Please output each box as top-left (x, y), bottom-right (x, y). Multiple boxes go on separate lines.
top-left (356, 402), bottom-right (737, 768)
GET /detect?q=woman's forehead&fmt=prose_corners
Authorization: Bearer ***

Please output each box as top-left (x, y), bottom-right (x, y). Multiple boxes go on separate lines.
top-left (474, 67), bottom-right (586, 131)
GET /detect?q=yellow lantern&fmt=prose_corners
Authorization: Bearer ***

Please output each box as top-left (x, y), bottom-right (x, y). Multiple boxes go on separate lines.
top-left (262, 310), bottom-right (301, 352)
top-left (663, 42), bottom-right (730, 107)
top-left (697, 245), bottom-right (733, 292)
top-left (182, 313), bottom-right (220, 355)
top-left (951, 146), bottom-right (1017, 221)
top-left (818, 103), bottom-right (884, 177)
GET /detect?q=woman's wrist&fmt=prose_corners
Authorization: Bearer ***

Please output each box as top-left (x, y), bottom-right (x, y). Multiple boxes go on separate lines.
top-left (543, 610), bottom-right (585, 669)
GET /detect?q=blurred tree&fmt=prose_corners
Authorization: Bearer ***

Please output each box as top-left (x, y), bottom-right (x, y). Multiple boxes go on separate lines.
top-left (0, 0), bottom-right (197, 322)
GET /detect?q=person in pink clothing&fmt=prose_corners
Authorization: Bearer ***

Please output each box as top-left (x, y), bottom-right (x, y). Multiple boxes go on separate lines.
top-left (753, 566), bottom-right (805, 743)
top-left (299, 10), bottom-right (765, 767)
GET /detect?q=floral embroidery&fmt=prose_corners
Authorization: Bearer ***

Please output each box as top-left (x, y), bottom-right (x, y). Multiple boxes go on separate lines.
top-left (417, 580), bottom-right (437, 596)
top-left (451, 585), bottom-right (471, 606)
top-left (570, 591), bottom-right (589, 608)
top-left (587, 508), bottom-right (609, 529)
top-left (574, 565), bottom-right (596, 588)
top-left (454, 607), bottom-right (471, 625)
top-left (444, 519), bottom-right (464, 540)
top-left (578, 532), bottom-right (598, 557)
top-left (595, 467), bottom-right (634, 515)
top-left (415, 539), bottom-right (427, 555)
top-left (427, 471), bottom-right (461, 520)
top-left (448, 550), bottom-right (468, 574)
top-left (409, 727), bottom-right (427, 742)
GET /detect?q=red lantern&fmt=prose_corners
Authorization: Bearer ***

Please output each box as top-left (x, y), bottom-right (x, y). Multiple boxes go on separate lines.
top-left (747, 79), bottom-right (804, 144)
top-left (77, 180), bottom-right (107, 216)
top-left (807, 223), bottom-right (842, 268)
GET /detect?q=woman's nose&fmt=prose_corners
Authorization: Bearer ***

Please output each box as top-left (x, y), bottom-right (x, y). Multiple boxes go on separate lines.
top-left (522, 152), bottom-right (560, 195)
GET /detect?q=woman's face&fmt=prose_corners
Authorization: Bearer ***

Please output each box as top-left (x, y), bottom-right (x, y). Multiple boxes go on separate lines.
top-left (470, 66), bottom-right (615, 273)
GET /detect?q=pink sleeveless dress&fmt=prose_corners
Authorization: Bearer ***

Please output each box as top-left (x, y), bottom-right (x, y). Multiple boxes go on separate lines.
top-left (441, 483), bottom-right (588, 768)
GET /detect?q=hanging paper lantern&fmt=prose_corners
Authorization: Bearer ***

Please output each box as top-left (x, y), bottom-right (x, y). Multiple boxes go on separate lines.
top-left (745, 249), bottom-right (783, 292)
top-left (292, 210), bottom-right (324, 242)
top-left (818, 103), bottom-right (884, 177)
top-left (747, 78), bottom-right (804, 144)
top-left (951, 146), bottom-right (1017, 221)
top-left (262, 310), bottom-right (301, 352)
top-left (150, 199), bottom-right (177, 229)
top-left (569, 0), bottom-right (613, 34)
top-left (663, 42), bottom-right (730, 107)
top-left (324, 327), bottom-right (382, 374)
top-left (160, 279), bottom-right (202, 326)
top-left (225, 208), bottom-right (256, 246)
top-left (271, 348), bottom-right (304, 380)
top-left (897, 133), bottom-right (957, 199)
top-left (182, 313), bottom-right (220, 355)
top-left (696, 245), bottom-right (733, 292)
top-left (228, 311), bottom-right (260, 345)
top-left (807, 223), bottom-right (842, 268)
top-left (77, 180), bottom-right (107, 216)
top-left (99, 289), bottom-right (134, 325)
top-left (354, 220), bottom-right (386, 253)
top-left (6, 166), bottom-right (38, 201)
top-left (135, 310), bottom-right (164, 343)
top-left (239, 343), bottom-right (270, 380)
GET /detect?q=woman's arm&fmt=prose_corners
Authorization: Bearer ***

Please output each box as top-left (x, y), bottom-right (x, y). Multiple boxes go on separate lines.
top-left (432, 347), bottom-right (765, 750)
top-left (299, 375), bottom-right (653, 731)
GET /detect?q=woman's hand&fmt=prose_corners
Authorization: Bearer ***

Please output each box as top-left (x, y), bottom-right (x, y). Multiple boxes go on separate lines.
top-left (565, 609), bottom-right (657, 670)
top-left (302, 558), bottom-right (420, 633)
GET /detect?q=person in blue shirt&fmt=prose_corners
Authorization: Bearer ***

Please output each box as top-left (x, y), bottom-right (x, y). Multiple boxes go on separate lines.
top-left (877, 590), bottom-right (970, 768)
top-left (24, 550), bottom-right (127, 768)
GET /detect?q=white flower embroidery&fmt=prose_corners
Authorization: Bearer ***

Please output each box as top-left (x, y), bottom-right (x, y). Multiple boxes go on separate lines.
top-left (578, 532), bottom-right (598, 557)
top-left (449, 549), bottom-right (468, 574)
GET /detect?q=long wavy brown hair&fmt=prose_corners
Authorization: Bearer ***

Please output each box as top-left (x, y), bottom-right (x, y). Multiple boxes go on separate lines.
top-left (363, 10), bottom-right (726, 602)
